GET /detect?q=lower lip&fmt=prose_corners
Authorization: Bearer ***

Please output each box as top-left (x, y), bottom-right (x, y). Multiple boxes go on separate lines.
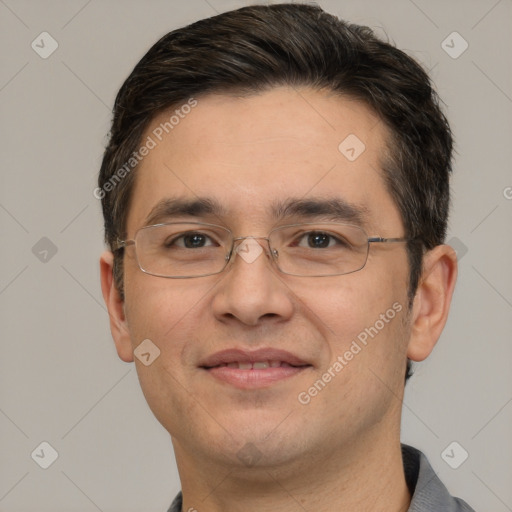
top-left (204, 365), bottom-right (310, 389)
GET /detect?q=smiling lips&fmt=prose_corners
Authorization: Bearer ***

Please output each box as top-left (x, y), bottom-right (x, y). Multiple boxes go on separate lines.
top-left (200, 348), bottom-right (312, 389)
top-left (216, 360), bottom-right (295, 369)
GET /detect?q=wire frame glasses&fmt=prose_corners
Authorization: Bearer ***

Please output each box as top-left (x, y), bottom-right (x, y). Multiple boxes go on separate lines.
top-left (114, 221), bottom-right (412, 278)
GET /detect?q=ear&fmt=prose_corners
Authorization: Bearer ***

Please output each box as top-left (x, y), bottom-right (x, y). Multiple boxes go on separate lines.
top-left (407, 244), bottom-right (458, 362)
top-left (100, 251), bottom-right (134, 362)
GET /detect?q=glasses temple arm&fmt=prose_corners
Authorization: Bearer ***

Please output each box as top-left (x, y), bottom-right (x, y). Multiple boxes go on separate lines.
top-left (112, 239), bottom-right (135, 251)
top-left (368, 237), bottom-right (417, 243)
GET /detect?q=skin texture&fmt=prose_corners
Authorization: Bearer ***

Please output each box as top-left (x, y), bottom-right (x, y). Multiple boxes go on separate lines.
top-left (100, 87), bottom-right (457, 512)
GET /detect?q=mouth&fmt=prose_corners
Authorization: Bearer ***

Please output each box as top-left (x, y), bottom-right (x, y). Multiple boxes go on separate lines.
top-left (199, 348), bottom-right (313, 389)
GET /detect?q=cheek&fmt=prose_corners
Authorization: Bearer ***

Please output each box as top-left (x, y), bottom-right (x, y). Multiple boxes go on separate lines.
top-left (285, 274), bottom-right (394, 344)
top-left (124, 264), bottom-right (206, 341)
top-left (123, 270), bottom-right (223, 379)
top-left (123, 277), bottom-right (211, 433)
top-left (289, 267), bottom-right (410, 383)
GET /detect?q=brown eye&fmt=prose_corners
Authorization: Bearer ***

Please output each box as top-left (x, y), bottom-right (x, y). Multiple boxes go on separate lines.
top-left (295, 231), bottom-right (349, 249)
top-left (165, 232), bottom-right (215, 249)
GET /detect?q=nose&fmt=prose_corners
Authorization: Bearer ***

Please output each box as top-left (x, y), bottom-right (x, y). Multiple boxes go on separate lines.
top-left (210, 236), bottom-right (294, 327)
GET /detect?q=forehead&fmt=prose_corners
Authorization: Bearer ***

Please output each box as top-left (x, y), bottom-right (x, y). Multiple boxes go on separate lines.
top-left (126, 87), bottom-right (402, 234)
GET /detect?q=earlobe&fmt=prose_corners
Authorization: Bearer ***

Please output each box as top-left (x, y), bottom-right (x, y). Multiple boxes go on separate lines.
top-left (407, 245), bottom-right (458, 362)
top-left (99, 251), bottom-right (134, 362)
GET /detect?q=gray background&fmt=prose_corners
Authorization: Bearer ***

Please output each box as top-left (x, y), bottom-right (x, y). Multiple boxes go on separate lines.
top-left (0, 0), bottom-right (511, 510)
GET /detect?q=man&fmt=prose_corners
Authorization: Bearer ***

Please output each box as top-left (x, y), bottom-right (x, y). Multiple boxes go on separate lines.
top-left (98, 3), bottom-right (475, 511)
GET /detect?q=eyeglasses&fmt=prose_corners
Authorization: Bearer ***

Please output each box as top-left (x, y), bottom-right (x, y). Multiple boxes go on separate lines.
top-left (114, 221), bottom-right (413, 279)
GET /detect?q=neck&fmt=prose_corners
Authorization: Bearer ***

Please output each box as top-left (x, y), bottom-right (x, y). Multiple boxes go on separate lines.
top-left (172, 429), bottom-right (411, 512)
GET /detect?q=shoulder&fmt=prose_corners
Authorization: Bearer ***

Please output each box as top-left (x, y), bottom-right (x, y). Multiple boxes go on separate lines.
top-left (402, 444), bottom-right (476, 512)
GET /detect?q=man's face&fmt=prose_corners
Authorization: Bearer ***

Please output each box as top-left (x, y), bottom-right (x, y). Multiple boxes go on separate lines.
top-left (118, 87), bottom-right (412, 470)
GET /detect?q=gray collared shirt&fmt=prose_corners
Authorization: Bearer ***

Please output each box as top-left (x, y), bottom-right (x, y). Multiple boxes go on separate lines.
top-left (167, 444), bottom-right (476, 511)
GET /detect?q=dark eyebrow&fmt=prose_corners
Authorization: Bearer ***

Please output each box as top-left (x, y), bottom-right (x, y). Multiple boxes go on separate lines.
top-left (144, 197), bottom-right (228, 226)
top-left (270, 197), bottom-right (369, 226)
top-left (144, 196), bottom-right (369, 227)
